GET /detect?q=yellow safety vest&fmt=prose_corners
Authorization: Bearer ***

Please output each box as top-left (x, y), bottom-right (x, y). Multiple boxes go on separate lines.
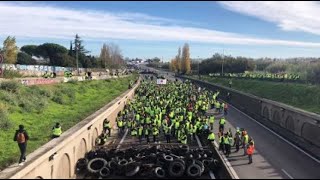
top-left (52, 127), bottom-right (62, 136)
top-left (208, 133), bottom-right (215, 140)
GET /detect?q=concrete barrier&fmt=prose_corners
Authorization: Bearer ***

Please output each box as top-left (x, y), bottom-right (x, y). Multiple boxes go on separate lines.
top-left (180, 76), bottom-right (320, 158)
top-left (0, 78), bottom-right (140, 179)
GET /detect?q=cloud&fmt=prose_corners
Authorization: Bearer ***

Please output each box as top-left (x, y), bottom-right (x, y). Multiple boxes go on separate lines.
top-left (0, 2), bottom-right (320, 48)
top-left (218, 1), bottom-right (320, 35)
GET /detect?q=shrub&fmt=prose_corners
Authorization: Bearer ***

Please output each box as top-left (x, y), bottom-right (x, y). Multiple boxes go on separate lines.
top-left (52, 94), bottom-right (66, 104)
top-left (0, 91), bottom-right (18, 106)
top-left (0, 81), bottom-right (21, 92)
top-left (0, 103), bottom-right (12, 130)
top-left (1, 69), bottom-right (23, 79)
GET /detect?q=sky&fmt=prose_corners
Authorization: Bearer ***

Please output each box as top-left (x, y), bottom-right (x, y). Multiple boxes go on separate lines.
top-left (1, 1), bottom-right (320, 61)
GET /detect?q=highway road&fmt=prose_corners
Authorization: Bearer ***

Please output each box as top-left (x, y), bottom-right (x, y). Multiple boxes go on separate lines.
top-left (144, 65), bottom-right (320, 179)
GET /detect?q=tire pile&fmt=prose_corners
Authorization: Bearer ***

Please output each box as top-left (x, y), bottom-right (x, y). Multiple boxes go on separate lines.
top-left (76, 145), bottom-right (221, 179)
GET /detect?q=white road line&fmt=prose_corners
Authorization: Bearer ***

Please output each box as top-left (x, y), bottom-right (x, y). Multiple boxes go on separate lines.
top-left (196, 135), bottom-right (239, 179)
top-left (282, 169), bottom-right (294, 179)
top-left (226, 102), bottom-right (320, 164)
top-left (209, 170), bottom-right (216, 179)
top-left (213, 141), bottom-right (240, 179)
top-left (116, 129), bottom-right (128, 149)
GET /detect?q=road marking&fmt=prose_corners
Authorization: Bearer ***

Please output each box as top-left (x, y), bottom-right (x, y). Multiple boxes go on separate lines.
top-left (116, 129), bottom-right (128, 149)
top-left (209, 170), bottom-right (216, 179)
top-left (282, 169), bottom-right (294, 179)
top-left (226, 102), bottom-right (320, 164)
top-left (213, 141), bottom-right (240, 179)
top-left (196, 135), bottom-right (239, 179)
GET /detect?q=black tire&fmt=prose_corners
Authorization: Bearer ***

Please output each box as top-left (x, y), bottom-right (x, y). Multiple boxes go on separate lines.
top-left (186, 164), bottom-right (201, 177)
top-left (164, 155), bottom-right (174, 162)
top-left (99, 167), bottom-right (111, 178)
top-left (168, 161), bottom-right (185, 177)
top-left (156, 156), bottom-right (166, 167)
top-left (118, 159), bottom-right (128, 166)
top-left (154, 167), bottom-right (166, 178)
top-left (76, 158), bottom-right (88, 172)
top-left (87, 158), bottom-right (108, 174)
top-left (107, 160), bottom-right (118, 171)
top-left (125, 162), bottom-right (140, 177)
top-left (194, 160), bottom-right (204, 176)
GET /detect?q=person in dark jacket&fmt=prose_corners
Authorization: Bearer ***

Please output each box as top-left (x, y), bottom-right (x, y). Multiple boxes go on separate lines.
top-left (13, 125), bottom-right (29, 165)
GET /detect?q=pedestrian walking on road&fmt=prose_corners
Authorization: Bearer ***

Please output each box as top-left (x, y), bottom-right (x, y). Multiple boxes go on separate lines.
top-left (224, 133), bottom-right (231, 157)
top-left (219, 117), bottom-right (226, 133)
top-left (14, 125), bottom-right (29, 165)
top-left (247, 142), bottom-right (255, 164)
top-left (233, 128), bottom-right (241, 152)
top-left (224, 103), bottom-right (229, 115)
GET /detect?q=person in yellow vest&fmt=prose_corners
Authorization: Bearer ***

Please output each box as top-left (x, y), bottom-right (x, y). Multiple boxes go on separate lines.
top-left (144, 125), bottom-right (150, 143)
top-left (52, 123), bottom-right (62, 138)
top-left (209, 116), bottom-right (215, 131)
top-left (152, 125), bottom-right (159, 143)
top-left (242, 131), bottom-right (249, 156)
top-left (103, 118), bottom-right (111, 137)
top-left (117, 118), bottom-right (124, 136)
top-left (219, 117), bottom-right (226, 133)
top-left (207, 131), bottom-right (215, 143)
top-left (138, 125), bottom-right (144, 143)
top-left (180, 132), bottom-right (187, 145)
top-left (224, 133), bottom-right (231, 157)
top-left (131, 127), bottom-right (137, 137)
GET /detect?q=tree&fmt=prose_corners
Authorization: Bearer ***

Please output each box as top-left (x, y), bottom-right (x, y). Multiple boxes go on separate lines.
top-left (176, 47), bottom-right (182, 73)
top-left (74, 34), bottom-right (90, 55)
top-left (16, 52), bottom-right (37, 65)
top-left (36, 43), bottom-right (68, 66)
top-left (20, 45), bottom-right (38, 56)
top-left (2, 36), bottom-right (18, 64)
top-left (181, 43), bottom-right (191, 74)
top-left (68, 41), bottom-right (73, 57)
top-left (99, 43), bottom-right (111, 68)
top-left (108, 43), bottom-right (124, 69)
top-left (170, 58), bottom-right (178, 72)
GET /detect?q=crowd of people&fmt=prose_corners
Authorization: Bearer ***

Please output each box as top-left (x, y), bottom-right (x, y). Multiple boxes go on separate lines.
top-left (13, 74), bottom-right (255, 166)
top-left (100, 75), bottom-right (255, 164)
top-left (209, 72), bottom-right (300, 82)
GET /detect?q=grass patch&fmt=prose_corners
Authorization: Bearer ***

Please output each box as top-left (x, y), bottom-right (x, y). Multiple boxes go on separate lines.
top-left (194, 75), bottom-right (320, 114)
top-left (0, 75), bottom-right (138, 169)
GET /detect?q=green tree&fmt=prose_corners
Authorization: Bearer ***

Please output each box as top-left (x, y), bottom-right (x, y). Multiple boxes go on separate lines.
top-left (20, 45), bottom-right (38, 56)
top-left (2, 36), bottom-right (18, 64)
top-left (36, 43), bottom-right (68, 66)
top-left (17, 52), bottom-right (37, 65)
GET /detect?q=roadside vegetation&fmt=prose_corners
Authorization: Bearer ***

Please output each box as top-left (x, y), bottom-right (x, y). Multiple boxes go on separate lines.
top-left (197, 75), bottom-right (320, 114)
top-left (0, 74), bottom-right (137, 170)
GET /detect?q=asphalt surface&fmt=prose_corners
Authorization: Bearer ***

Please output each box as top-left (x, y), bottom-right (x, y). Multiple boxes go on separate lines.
top-left (146, 66), bottom-right (320, 179)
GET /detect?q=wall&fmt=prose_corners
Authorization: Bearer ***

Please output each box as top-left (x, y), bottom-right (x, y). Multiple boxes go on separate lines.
top-left (0, 78), bottom-right (140, 179)
top-left (0, 63), bottom-right (129, 77)
top-left (181, 76), bottom-right (320, 152)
